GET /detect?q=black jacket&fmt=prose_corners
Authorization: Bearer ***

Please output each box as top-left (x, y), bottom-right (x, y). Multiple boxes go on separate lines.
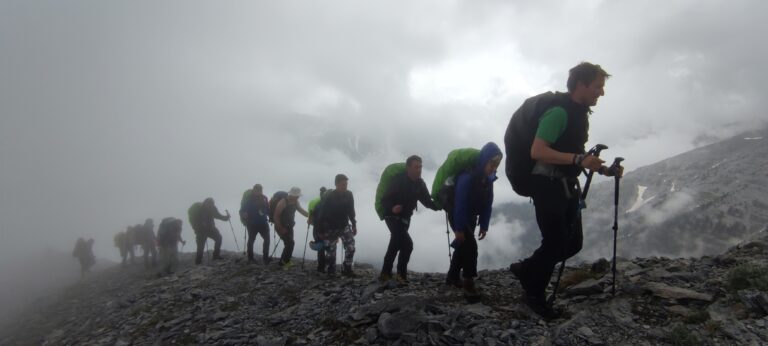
top-left (381, 172), bottom-right (438, 219)
top-left (318, 189), bottom-right (356, 230)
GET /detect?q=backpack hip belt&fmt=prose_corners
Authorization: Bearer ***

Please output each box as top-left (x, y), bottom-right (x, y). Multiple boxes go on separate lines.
top-left (384, 215), bottom-right (410, 226)
top-left (560, 177), bottom-right (582, 200)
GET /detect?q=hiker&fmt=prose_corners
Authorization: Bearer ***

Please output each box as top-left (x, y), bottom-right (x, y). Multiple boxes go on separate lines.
top-left (316, 174), bottom-right (358, 277)
top-left (379, 155), bottom-right (439, 284)
top-left (444, 142), bottom-right (502, 300)
top-left (189, 197), bottom-right (231, 265)
top-left (157, 217), bottom-right (185, 276)
top-left (307, 186), bottom-right (328, 273)
top-left (72, 238), bottom-right (95, 278)
top-left (505, 62), bottom-right (623, 318)
top-left (136, 218), bottom-right (158, 268)
top-left (124, 225), bottom-right (137, 265)
top-left (240, 184), bottom-right (271, 264)
top-left (113, 230), bottom-right (133, 267)
top-left (273, 187), bottom-right (309, 268)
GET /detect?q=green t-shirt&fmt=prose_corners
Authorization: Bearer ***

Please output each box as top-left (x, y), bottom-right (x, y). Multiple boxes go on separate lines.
top-left (535, 106), bottom-right (568, 144)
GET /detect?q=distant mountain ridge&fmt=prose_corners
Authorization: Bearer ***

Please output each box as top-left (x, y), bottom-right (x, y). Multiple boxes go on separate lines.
top-left (493, 128), bottom-right (768, 261)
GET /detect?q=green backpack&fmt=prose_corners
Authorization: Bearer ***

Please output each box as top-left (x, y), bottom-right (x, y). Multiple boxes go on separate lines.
top-left (374, 162), bottom-right (406, 220)
top-left (430, 148), bottom-right (481, 210)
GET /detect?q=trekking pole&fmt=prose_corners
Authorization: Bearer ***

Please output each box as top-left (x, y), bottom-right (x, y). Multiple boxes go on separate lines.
top-left (302, 224), bottom-right (311, 270)
top-left (610, 157), bottom-right (624, 296)
top-left (444, 213), bottom-right (452, 262)
top-left (270, 229), bottom-right (282, 259)
top-left (206, 240), bottom-right (210, 261)
top-left (548, 261), bottom-right (567, 304)
top-left (580, 144), bottom-right (608, 205)
top-left (549, 144), bottom-right (608, 304)
top-left (225, 210), bottom-right (241, 253)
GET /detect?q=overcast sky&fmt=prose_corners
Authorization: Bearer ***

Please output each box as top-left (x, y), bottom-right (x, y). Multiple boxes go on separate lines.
top-left (2, 0), bottom-right (767, 279)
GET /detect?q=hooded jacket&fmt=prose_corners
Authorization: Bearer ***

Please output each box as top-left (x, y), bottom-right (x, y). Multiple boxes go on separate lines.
top-left (452, 142), bottom-right (502, 232)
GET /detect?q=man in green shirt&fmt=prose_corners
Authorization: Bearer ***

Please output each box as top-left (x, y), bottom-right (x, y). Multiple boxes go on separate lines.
top-left (507, 62), bottom-right (623, 319)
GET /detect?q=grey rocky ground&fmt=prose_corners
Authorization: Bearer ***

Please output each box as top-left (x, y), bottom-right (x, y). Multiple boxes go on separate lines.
top-left (2, 235), bottom-right (768, 345)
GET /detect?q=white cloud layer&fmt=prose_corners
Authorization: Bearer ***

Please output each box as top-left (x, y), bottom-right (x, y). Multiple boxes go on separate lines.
top-left (2, 0), bottom-right (767, 280)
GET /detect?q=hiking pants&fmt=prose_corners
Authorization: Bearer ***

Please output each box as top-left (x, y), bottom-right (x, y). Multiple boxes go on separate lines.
top-left (246, 222), bottom-right (270, 263)
top-left (278, 227), bottom-right (295, 264)
top-left (142, 243), bottom-right (158, 268)
top-left (127, 243), bottom-right (135, 264)
top-left (119, 245), bottom-right (128, 266)
top-left (325, 226), bottom-right (355, 273)
top-left (447, 216), bottom-right (478, 280)
top-left (159, 245), bottom-right (179, 275)
top-left (381, 217), bottom-right (412, 277)
top-left (195, 227), bottom-right (223, 264)
top-left (313, 227), bottom-right (326, 272)
top-left (520, 176), bottom-right (583, 299)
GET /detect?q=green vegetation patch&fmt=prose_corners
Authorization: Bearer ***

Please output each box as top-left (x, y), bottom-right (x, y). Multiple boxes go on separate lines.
top-left (726, 264), bottom-right (768, 292)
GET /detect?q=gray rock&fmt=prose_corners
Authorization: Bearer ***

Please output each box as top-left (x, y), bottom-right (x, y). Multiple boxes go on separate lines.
top-left (643, 282), bottom-right (713, 301)
top-left (738, 289), bottom-right (768, 315)
top-left (378, 310), bottom-right (427, 339)
top-left (256, 335), bottom-right (287, 346)
top-left (463, 303), bottom-right (493, 317)
top-left (566, 278), bottom-right (604, 296)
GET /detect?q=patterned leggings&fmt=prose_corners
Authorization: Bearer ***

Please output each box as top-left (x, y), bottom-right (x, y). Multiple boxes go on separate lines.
top-left (324, 226), bottom-right (355, 272)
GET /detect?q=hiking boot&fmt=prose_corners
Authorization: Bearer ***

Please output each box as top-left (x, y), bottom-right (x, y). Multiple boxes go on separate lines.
top-left (463, 277), bottom-right (480, 297)
top-left (395, 273), bottom-right (409, 285)
top-left (509, 261), bottom-right (533, 294)
top-left (378, 273), bottom-right (392, 283)
top-left (316, 266), bottom-right (326, 274)
top-left (342, 267), bottom-right (359, 278)
top-left (327, 270), bottom-right (338, 279)
top-left (445, 275), bottom-right (462, 289)
top-left (523, 295), bottom-right (562, 321)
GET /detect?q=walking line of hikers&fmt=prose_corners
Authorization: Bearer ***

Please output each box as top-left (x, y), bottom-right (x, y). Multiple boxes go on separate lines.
top-left (78, 62), bottom-right (623, 319)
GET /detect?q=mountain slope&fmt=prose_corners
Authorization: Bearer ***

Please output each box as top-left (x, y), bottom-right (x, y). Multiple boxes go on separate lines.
top-left (2, 240), bottom-right (768, 345)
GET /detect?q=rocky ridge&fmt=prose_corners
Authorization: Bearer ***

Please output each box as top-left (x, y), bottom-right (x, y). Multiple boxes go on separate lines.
top-left (2, 235), bottom-right (768, 345)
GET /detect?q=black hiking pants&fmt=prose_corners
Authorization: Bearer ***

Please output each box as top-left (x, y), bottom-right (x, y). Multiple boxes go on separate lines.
top-left (246, 222), bottom-right (270, 263)
top-left (195, 227), bottom-right (223, 264)
top-left (519, 176), bottom-right (583, 299)
top-left (313, 227), bottom-right (325, 272)
top-left (142, 243), bottom-right (157, 268)
top-left (447, 215), bottom-right (478, 280)
top-left (278, 227), bottom-right (295, 265)
top-left (381, 217), bottom-right (413, 277)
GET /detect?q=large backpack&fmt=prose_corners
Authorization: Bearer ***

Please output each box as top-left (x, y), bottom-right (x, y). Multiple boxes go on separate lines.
top-left (504, 91), bottom-right (561, 197)
top-left (430, 148), bottom-right (481, 211)
top-left (268, 191), bottom-right (288, 224)
top-left (239, 189), bottom-right (252, 226)
top-left (187, 202), bottom-right (203, 230)
top-left (157, 217), bottom-right (177, 247)
top-left (374, 163), bottom-right (406, 220)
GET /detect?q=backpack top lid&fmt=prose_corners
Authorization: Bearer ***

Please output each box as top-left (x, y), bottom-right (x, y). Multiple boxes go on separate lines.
top-left (431, 148), bottom-right (481, 209)
top-left (374, 162), bottom-right (407, 220)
